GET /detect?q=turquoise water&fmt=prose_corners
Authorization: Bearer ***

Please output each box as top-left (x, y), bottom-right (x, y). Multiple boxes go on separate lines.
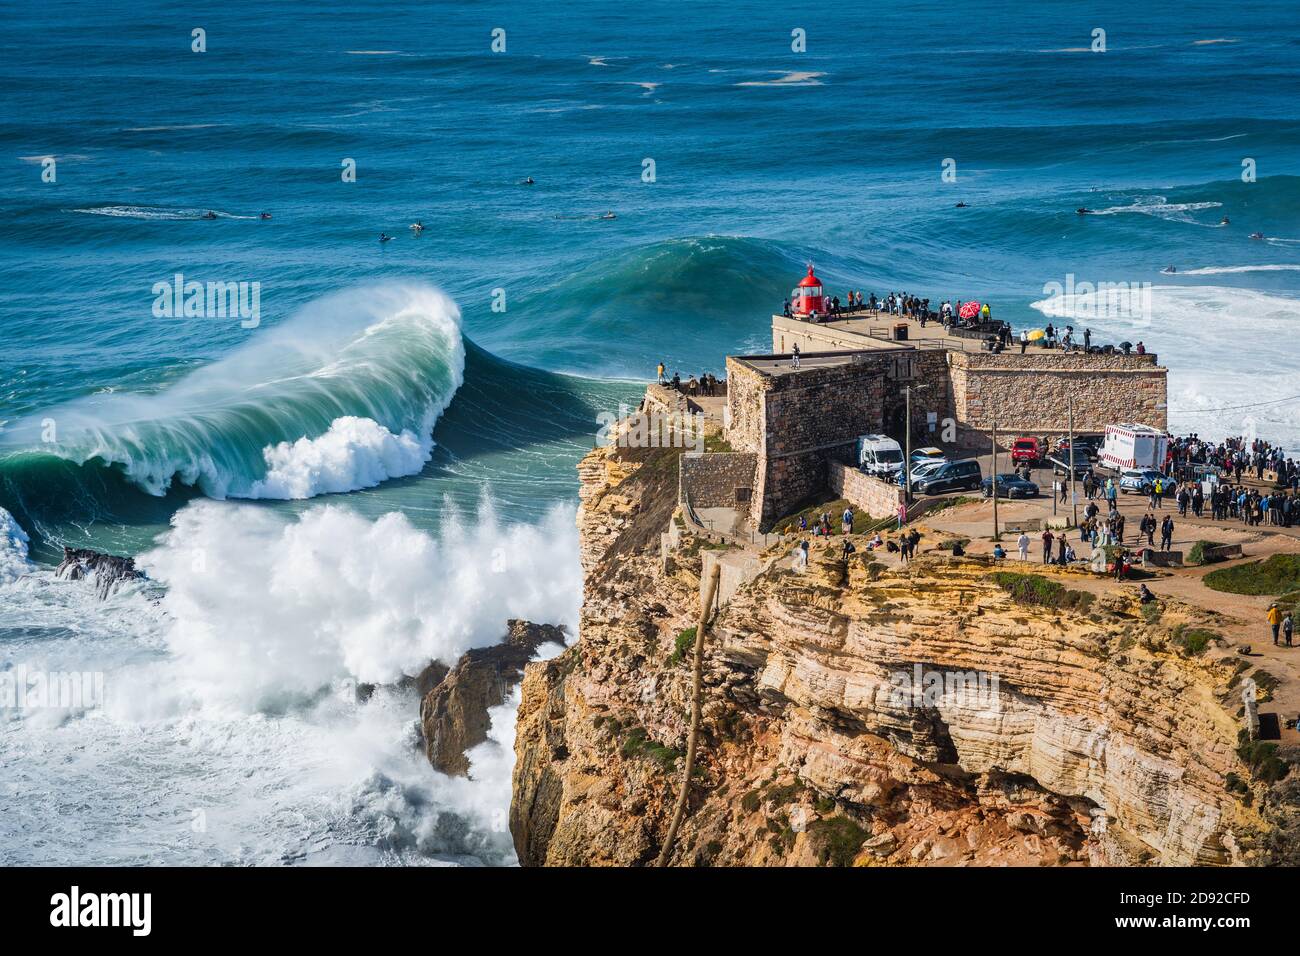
top-left (1, 0), bottom-right (1298, 864)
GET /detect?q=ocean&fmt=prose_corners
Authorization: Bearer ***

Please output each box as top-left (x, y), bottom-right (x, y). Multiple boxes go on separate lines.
top-left (1, 0), bottom-right (1298, 864)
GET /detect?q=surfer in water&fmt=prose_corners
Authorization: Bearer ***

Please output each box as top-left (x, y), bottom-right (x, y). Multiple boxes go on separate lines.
top-left (201, 210), bottom-right (218, 220)
top-left (600, 211), bottom-right (616, 220)
top-left (955, 201), bottom-right (968, 208)
top-left (523, 176), bottom-right (534, 185)
top-left (1076, 207), bottom-right (1091, 215)
top-left (379, 232), bottom-right (392, 243)
top-left (1220, 216), bottom-right (1230, 225)
top-left (1162, 265), bottom-right (1177, 274)
top-left (259, 212), bottom-right (272, 220)
top-left (409, 220), bottom-right (424, 235)
top-left (1250, 231), bottom-right (1265, 240)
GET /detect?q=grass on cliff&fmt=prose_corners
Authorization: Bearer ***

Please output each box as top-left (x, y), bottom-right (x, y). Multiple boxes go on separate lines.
top-left (807, 817), bottom-right (869, 867)
top-left (1204, 554), bottom-right (1300, 596)
top-left (670, 627), bottom-right (697, 666)
top-left (989, 571), bottom-right (1095, 611)
top-left (1169, 623), bottom-right (1219, 656)
top-left (777, 498), bottom-right (878, 536)
top-left (620, 727), bottom-right (683, 771)
top-left (1187, 540), bottom-right (1227, 566)
top-left (1238, 739), bottom-right (1291, 784)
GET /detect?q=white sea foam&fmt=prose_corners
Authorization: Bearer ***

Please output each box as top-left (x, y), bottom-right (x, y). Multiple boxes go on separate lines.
top-left (1089, 196), bottom-right (1223, 224)
top-left (0, 497), bottom-right (578, 864)
top-left (735, 71), bottom-right (825, 87)
top-left (247, 415), bottom-right (433, 500)
top-left (0, 508), bottom-right (32, 584)
top-left (1032, 284), bottom-right (1300, 449)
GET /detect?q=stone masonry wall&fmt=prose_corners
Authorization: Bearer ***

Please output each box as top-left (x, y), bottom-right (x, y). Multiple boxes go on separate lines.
top-left (679, 453), bottom-right (758, 509)
top-left (949, 350), bottom-right (1167, 441)
top-left (827, 461), bottom-right (906, 519)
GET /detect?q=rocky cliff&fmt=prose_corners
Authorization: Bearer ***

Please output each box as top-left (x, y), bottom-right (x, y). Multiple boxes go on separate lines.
top-left (510, 442), bottom-right (1280, 866)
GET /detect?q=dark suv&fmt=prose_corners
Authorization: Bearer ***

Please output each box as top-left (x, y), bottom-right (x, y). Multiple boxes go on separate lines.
top-left (913, 458), bottom-right (982, 495)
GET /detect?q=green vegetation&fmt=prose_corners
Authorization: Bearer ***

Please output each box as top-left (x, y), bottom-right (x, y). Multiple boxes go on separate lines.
top-left (620, 727), bottom-right (683, 770)
top-left (989, 571), bottom-right (1095, 611)
top-left (777, 498), bottom-right (877, 535)
top-left (1204, 554), bottom-right (1300, 596)
top-left (936, 538), bottom-right (971, 551)
top-left (741, 790), bottom-right (763, 813)
top-left (669, 627), bottom-right (697, 666)
top-left (1237, 739), bottom-right (1291, 784)
top-left (807, 816), bottom-right (869, 867)
top-left (1169, 623), bottom-right (1218, 656)
top-left (1139, 601), bottom-right (1162, 624)
top-left (1187, 540), bottom-right (1223, 566)
top-left (703, 433), bottom-right (734, 454)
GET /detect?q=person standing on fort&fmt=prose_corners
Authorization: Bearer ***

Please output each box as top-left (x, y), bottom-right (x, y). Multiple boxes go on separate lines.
top-left (791, 343), bottom-right (800, 369)
top-left (1041, 528), bottom-right (1054, 564)
top-left (657, 361), bottom-right (666, 385)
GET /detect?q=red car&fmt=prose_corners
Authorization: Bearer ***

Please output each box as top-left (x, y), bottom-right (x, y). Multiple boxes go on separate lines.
top-left (1010, 437), bottom-right (1042, 465)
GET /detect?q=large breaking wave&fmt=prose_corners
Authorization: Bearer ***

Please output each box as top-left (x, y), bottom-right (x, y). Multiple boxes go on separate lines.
top-left (0, 283), bottom-right (465, 502)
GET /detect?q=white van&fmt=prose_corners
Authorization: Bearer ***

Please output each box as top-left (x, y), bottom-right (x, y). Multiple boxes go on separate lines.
top-left (1100, 423), bottom-right (1168, 472)
top-left (856, 434), bottom-right (905, 479)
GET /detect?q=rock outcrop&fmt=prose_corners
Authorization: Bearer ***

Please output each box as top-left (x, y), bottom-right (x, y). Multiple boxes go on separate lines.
top-left (420, 620), bottom-right (566, 777)
top-left (56, 547), bottom-right (144, 599)
top-left (510, 440), bottom-right (1278, 866)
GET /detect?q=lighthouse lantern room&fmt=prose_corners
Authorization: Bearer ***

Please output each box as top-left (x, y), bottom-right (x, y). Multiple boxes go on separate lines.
top-left (792, 264), bottom-right (825, 317)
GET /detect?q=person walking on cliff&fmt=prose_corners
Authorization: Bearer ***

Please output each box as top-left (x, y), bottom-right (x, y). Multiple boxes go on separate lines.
top-left (1017, 531), bottom-right (1030, 561)
top-left (1268, 603), bottom-right (1282, 645)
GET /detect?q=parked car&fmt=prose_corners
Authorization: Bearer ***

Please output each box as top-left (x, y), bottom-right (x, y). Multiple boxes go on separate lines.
top-left (1119, 469), bottom-right (1177, 496)
top-left (1010, 437), bottom-right (1043, 465)
top-left (856, 434), bottom-right (905, 480)
top-left (910, 446), bottom-right (947, 466)
top-left (908, 458), bottom-right (946, 483)
top-left (1057, 434), bottom-right (1103, 460)
top-left (1047, 453), bottom-right (1093, 480)
top-left (912, 459), bottom-right (983, 495)
top-left (980, 474), bottom-right (1040, 499)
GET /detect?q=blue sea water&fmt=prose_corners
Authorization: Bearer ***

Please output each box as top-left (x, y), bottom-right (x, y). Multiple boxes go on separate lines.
top-left (1, 0), bottom-right (1298, 864)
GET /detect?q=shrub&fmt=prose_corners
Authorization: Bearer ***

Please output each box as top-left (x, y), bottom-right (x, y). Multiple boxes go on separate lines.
top-left (989, 571), bottom-right (1095, 611)
top-left (1205, 554), bottom-right (1300, 596)
top-left (937, 538), bottom-right (971, 551)
top-left (1238, 740), bottom-right (1291, 784)
top-left (621, 727), bottom-right (683, 770)
top-left (1170, 624), bottom-right (1217, 656)
top-left (741, 790), bottom-right (763, 813)
top-left (807, 817), bottom-right (869, 867)
top-left (1187, 540), bottom-right (1223, 566)
top-left (1140, 602), bottom-right (1162, 624)
top-left (670, 627), bottom-right (697, 666)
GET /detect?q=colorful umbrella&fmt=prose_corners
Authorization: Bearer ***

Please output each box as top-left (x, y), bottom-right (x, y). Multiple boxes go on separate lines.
top-left (958, 300), bottom-right (981, 320)
top-left (1027, 328), bottom-right (1045, 341)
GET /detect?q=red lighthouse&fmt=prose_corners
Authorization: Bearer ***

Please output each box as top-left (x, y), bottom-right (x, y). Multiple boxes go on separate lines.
top-left (792, 264), bottom-right (825, 317)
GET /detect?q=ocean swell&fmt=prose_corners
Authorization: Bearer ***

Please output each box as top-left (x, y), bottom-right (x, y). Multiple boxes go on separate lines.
top-left (0, 283), bottom-right (465, 501)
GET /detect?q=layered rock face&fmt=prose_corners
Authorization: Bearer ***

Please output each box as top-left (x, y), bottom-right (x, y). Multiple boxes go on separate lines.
top-left (510, 443), bottom-right (1264, 866)
top-left (420, 620), bottom-right (566, 777)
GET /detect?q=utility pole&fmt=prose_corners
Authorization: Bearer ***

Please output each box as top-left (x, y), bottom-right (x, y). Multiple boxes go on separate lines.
top-left (904, 386), bottom-right (912, 504)
top-left (1068, 395), bottom-right (1078, 528)
top-left (991, 416), bottom-right (1000, 540)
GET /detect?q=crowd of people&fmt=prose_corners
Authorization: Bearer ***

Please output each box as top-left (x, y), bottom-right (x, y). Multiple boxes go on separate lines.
top-left (657, 362), bottom-right (723, 398)
top-left (1168, 434), bottom-right (1300, 526)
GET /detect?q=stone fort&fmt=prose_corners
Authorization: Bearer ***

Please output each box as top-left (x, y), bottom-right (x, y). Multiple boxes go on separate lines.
top-left (679, 302), bottom-right (1167, 532)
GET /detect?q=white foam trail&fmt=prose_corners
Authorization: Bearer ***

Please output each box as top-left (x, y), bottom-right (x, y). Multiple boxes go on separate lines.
top-left (1177, 264), bottom-right (1300, 275)
top-left (1031, 285), bottom-right (1300, 449)
top-left (0, 508), bottom-right (32, 584)
top-left (1089, 196), bottom-right (1222, 225)
top-left (247, 415), bottom-right (433, 499)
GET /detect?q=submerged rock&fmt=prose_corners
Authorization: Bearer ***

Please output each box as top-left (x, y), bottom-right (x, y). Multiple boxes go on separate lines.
top-left (420, 619), bottom-right (566, 777)
top-left (55, 547), bottom-right (144, 599)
